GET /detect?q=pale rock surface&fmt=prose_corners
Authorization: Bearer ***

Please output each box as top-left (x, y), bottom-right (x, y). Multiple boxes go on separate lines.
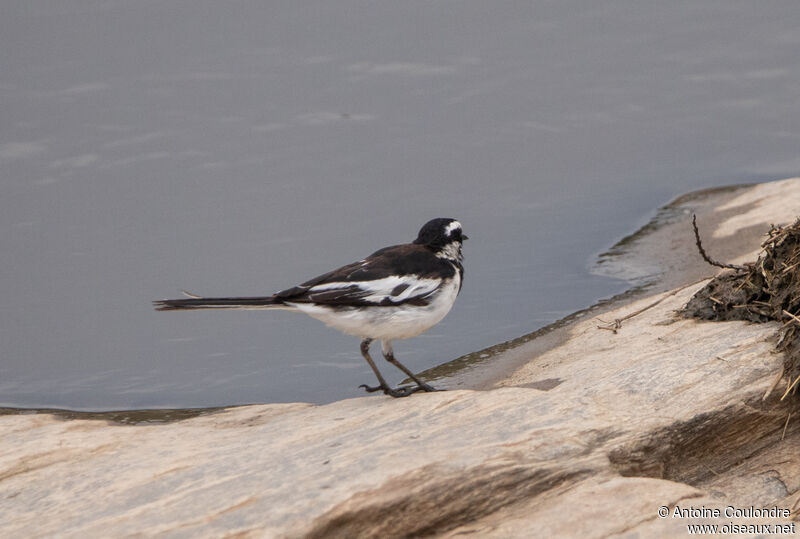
top-left (3, 178), bottom-right (800, 537)
top-left (714, 177), bottom-right (800, 241)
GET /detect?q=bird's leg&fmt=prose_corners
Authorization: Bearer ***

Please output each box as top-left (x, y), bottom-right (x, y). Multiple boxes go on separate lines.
top-left (381, 340), bottom-right (440, 393)
top-left (358, 338), bottom-right (392, 394)
top-left (358, 339), bottom-right (429, 398)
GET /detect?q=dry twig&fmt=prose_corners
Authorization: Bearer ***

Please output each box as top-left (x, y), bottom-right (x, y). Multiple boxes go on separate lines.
top-left (596, 281), bottom-right (702, 333)
top-left (780, 374), bottom-right (800, 401)
top-left (692, 214), bottom-right (747, 271)
top-left (763, 369), bottom-right (785, 401)
top-left (781, 412), bottom-right (792, 441)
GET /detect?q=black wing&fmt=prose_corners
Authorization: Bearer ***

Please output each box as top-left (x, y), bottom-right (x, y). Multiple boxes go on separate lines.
top-left (274, 244), bottom-right (456, 307)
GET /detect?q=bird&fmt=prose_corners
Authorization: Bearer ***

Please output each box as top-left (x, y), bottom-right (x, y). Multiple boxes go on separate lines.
top-left (154, 218), bottom-right (467, 398)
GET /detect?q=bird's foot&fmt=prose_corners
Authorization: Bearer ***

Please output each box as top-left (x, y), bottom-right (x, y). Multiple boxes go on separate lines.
top-left (415, 381), bottom-right (441, 393)
top-left (358, 383), bottom-right (385, 394)
top-left (385, 385), bottom-right (424, 398)
top-left (358, 382), bottom-right (441, 398)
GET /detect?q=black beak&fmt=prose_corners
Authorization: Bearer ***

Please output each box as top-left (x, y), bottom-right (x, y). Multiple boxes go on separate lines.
top-left (462, 234), bottom-right (469, 241)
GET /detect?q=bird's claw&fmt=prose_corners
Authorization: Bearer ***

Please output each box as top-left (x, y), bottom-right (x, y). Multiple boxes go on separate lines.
top-left (416, 382), bottom-right (441, 393)
top-left (358, 382), bottom-right (442, 398)
top-left (385, 385), bottom-right (423, 397)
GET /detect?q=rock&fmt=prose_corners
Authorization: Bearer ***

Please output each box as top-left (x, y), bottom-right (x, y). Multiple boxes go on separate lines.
top-left (2, 178), bottom-right (800, 537)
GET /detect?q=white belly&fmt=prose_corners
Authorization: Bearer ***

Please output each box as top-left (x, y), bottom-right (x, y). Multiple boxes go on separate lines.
top-left (286, 274), bottom-right (460, 340)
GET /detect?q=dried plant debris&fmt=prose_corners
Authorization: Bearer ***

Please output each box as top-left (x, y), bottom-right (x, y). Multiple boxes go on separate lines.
top-left (683, 216), bottom-right (800, 400)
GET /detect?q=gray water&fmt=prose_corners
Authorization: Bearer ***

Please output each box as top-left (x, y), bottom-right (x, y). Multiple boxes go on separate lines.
top-left (2, 1), bottom-right (799, 410)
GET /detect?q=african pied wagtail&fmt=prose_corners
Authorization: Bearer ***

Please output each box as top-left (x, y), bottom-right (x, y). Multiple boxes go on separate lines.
top-left (154, 218), bottom-right (467, 398)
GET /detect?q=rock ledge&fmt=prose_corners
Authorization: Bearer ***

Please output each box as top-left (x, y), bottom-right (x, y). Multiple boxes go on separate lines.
top-left (3, 178), bottom-right (800, 537)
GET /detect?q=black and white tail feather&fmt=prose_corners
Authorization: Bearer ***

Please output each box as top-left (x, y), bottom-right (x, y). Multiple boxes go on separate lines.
top-left (154, 218), bottom-right (467, 398)
top-left (154, 293), bottom-right (283, 311)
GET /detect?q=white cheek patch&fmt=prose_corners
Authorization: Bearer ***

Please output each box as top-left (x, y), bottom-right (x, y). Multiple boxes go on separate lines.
top-left (444, 220), bottom-right (462, 237)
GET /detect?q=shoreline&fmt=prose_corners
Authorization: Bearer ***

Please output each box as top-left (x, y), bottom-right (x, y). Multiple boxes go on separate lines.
top-left (421, 181), bottom-right (776, 391)
top-left (0, 179), bottom-right (794, 420)
top-left (3, 177), bottom-right (799, 537)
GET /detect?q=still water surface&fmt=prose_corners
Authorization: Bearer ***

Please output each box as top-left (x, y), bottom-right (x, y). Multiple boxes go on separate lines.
top-left (2, 2), bottom-right (800, 409)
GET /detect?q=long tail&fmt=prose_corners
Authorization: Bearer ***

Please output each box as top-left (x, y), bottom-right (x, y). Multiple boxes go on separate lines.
top-left (153, 292), bottom-right (283, 311)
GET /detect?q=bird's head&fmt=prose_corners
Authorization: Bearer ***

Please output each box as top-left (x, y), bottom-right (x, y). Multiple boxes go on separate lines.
top-left (413, 218), bottom-right (468, 261)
